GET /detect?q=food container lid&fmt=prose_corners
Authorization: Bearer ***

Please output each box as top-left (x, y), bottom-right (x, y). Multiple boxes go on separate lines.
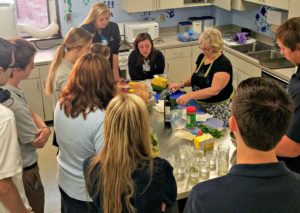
top-left (188, 17), bottom-right (202, 21)
top-left (178, 21), bottom-right (192, 26)
top-left (186, 106), bottom-right (196, 113)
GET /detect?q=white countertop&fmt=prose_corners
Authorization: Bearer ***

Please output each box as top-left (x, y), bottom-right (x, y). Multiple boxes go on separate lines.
top-left (34, 32), bottom-right (296, 82)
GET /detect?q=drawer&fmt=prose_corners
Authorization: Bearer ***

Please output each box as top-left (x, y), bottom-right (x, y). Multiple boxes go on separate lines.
top-left (164, 46), bottom-right (191, 59)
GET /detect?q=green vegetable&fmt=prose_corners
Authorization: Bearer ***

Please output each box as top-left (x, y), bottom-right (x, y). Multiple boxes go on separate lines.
top-left (196, 124), bottom-right (223, 139)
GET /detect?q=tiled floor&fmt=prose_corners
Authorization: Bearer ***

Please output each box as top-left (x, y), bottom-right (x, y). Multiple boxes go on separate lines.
top-left (38, 127), bottom-right (61, 213)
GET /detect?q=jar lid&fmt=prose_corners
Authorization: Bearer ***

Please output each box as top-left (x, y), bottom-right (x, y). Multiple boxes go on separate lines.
top-left (186, 106), bottom-right (196, 113)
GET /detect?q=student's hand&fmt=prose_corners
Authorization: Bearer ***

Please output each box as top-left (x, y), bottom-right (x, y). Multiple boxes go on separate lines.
top-left (168, 82), bottom-right (182, 93)
top-left (176, 93), bottom-right (192, 105)
top-left (32, 127), bottom-right (51, 148)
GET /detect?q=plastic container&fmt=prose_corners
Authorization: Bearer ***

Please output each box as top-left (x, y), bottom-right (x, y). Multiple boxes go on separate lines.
top-left (193, 131), bottom-right (215, 153)
top-left (186, 106), bottom-right (196, 128)
top-left (177, 21), bottom-right (192, 33)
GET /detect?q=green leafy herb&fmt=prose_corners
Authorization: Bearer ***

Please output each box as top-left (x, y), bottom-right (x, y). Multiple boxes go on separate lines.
top-left (197, 124), bottom-right (223, 139)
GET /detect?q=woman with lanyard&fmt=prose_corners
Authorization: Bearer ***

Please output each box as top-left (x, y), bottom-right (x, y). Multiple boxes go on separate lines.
top-left (81, 2), bottom-right (121, 81)
top-left (168, 28), bottom-right (234, 126)
top-left (128, 32), bottom-right (165, 80)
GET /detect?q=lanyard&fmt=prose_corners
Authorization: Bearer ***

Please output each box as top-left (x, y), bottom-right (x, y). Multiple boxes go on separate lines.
top-left (195, 51), bottom-right (221, 77)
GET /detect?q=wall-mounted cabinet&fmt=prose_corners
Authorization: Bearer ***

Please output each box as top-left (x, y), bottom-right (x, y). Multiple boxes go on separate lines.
top-left (121, 0), bottom-right (182, 12)
top-left (121, 0), bottom-right (247, 12)
top-left (288, 0), bottom-right (299, 18)
top-left (243, 0), bottom-right (289, 10)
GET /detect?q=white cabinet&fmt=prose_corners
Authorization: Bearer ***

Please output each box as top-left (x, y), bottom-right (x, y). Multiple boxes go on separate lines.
top-left (39, 65), bottom-right (54, 121)
top-left (19, 68), bottom-right (44, 119)
top-left (19, 64), bottom-right (54, 122)
top-left (288, 0), bottom-right (299, 18)
top-left (121, 0), bottom-right (182, 12)
top-left (223, 50), bottom-right (261, 88)
top-left (191, 45), bottom-right (201, 70)
top-left (164, 46), bottom-right (192, 83)
top-left (214, 0), bottom-right (231, 10)
top-left (243, 0), bottom-right (289, 10)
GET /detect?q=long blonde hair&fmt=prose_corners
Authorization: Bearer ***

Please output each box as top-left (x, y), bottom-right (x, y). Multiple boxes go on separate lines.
top-left (45, 27), bottom-right (92, 95)
top-left (81, 3), bottom-right (110, 27)
top-left (85, 94), bottom-right (153, 213)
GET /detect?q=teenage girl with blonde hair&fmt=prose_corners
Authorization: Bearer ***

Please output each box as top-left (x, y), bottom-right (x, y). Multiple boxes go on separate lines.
top-left (81, 3), bottom-right (121, 81)
top-left (54, 49), bottom-right (116, 212)
top-left (45, 27), bottom-right (92, 108)
top-left (83, 94), bottom-right (177, 213)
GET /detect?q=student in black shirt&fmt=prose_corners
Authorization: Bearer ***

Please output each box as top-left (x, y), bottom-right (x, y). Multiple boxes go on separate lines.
top-left (81, 3), bottom-right (121, 81)
top-left (128, 33), bottom-right (165, 80)
top-left (275, 17), bottom-right (300, 173)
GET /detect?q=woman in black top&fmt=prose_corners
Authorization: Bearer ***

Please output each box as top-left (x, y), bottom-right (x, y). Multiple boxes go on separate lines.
top-left (83, 94), bottom-right (177, 213)
top-left (81, 3), bottom-right (121, 81)
top-left (168, 28), bottom-right (234, 126)
top-left (128, 33), bottom-right (165, 80)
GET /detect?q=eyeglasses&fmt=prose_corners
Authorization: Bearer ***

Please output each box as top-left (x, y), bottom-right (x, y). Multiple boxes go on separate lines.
top-left (199, 45), bottom-right (212, 52)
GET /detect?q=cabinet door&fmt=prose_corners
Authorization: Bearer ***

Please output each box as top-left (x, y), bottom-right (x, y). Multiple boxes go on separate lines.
top-left (157, 0), bottom-right (183, 10)
top-left (288, 0), bottom-right (299, 18)
top-left (165, 46), bottom-right (192, 83)
top-left (231, 0), bottom-right (246, 10)
top-left (244, 0), bottom-right (289, 10)
top-left (19, 78), bottom-right (44, 118)
top-left (237, 70), bottom-right (251, 85)
top-left (191, 45), bottom-right (202, 71)
top-left (264, 0), bottom-right (289, 10)
top-left (121, 0), bottom-right (156, 12)
top-left (39, 65), bottom-right (54, 122)
top-left (214, 0), bottom-right (232, 10)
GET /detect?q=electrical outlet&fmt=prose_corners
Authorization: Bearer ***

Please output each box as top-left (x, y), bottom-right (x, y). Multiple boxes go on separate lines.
top-left (160, 14), bottom-right (165, 22)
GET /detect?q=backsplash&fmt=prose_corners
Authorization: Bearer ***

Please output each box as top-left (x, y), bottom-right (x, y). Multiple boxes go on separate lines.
top-left (57, 0), bottom-right (216, 35)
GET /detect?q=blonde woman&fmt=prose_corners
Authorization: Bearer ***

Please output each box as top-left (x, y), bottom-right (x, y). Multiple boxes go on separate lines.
top-left (168, 28), bottom-right (234, 126)
top-left (83, 94), bottom-right (177, 213)
top-left (81, 2), bottom-right (121, 81)
top-left (45, 27), bottom-right (92, 109)
top-left (54, 50), bottom-right (115, 212)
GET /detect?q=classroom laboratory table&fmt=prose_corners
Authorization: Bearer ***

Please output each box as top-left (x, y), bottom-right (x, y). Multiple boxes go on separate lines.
top-left (149, 110), bottom-right (235, 200)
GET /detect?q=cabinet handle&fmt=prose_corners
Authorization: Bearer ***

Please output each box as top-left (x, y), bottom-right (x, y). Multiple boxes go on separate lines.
top-left (157, 0), bottom-right (160, 8)
top-left (152, 0), bottom-right (156, 9)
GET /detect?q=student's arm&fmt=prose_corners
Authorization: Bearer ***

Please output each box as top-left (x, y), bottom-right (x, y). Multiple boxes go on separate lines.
top-left (0, 178), bottom-right (30, 213)
top-left (162, 160), bottom-right (177, 206)
top-left (112, 54), bottom-right (120, 81)
top-left (177, 72), bottom-right (230, 105)
top-left (31, 110), bottom-right (51, 148)
top-left (276, 106), bottom-right (300, 157)
top-left (152, 50), bottom-right (165, 75)
top-left (128, 51), bottom-right (143, 80)
top-left (110, 22), bottom-right (121, 81)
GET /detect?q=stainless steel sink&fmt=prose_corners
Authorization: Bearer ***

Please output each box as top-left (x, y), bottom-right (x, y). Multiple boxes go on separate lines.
top-left (230, 41), bottom-right (274, 53)
top-left (246, 50), bottom-right (283, 60)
